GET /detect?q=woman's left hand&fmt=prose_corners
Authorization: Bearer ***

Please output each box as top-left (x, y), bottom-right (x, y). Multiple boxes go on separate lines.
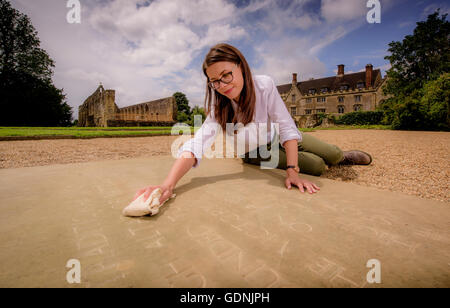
top-left (285, 172), bottom-right (320, 194)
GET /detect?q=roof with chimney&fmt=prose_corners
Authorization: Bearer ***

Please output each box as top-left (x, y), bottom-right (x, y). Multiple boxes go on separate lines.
top-left (276, 65), bottom-right (383, 95)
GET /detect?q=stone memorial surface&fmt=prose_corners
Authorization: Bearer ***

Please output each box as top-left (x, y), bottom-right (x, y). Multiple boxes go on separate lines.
top-left (0, 156), bottom-right (448, 287)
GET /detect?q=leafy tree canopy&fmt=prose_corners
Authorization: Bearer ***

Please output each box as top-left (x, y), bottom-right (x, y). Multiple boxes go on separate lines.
top-left (380, 10), bottom-right (449, 131)
top-left (173, 92), bottom-right (191, 115)
top-left (384, 10), bottom-right (449, 97)
top-left (0, 0), bottom-right (72, 126)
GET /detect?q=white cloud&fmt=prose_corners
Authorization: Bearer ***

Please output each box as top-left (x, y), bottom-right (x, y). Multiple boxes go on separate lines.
top-left (88, 0), bottom-right (246, 72)
top-left (64, 69), bottom-right (109, 85)
top-left (355, 49), bottom-right (389, 60)
top-left (321, 0), bottom-right (367, 23)
top-left (245, 0), bottom-right (321, 37)
top-left (253, 38), bottom-right (327, 84)
top-left (308, 25), bottom-right (351, 55)
top-left (422, 2), bottom-right (450, 18)
top-left (84, 0), bottom-right (248, 109)
top-left (240, 0), bottom-right (272, 14)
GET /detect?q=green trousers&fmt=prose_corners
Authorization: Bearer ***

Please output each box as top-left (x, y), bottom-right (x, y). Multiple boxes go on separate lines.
top-left (241, 132), bottom-right (344, 176)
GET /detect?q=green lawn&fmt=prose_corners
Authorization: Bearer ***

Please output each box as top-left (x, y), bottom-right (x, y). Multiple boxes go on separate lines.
top-left (0, 126), bottom-right (174, 130)
top-left (299, 125), bottom-right (392, 132)
top-left (0, 126), bottom-right (193, 138)
top-left (0, 125), bottom-right (391, 139)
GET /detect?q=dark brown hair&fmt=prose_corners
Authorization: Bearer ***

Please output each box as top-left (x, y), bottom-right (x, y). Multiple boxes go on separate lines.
top-left (202, 43), bottom-right (256, 132)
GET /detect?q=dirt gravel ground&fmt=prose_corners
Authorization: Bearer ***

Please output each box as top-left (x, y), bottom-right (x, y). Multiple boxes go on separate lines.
top-left (0, 130), bottom-right (449, 203)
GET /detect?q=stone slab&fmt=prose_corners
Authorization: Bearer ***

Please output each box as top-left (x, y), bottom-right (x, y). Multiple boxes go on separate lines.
top-left (0, 156), bottom-right (449, 287)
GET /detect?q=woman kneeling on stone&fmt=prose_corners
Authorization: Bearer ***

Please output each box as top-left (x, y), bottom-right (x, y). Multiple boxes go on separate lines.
top-left (132, 43), bottom-right (372, 209)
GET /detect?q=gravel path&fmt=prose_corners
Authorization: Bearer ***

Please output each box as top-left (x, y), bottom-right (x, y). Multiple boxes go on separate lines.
top-left (0, 130), bottom-right (449, 203)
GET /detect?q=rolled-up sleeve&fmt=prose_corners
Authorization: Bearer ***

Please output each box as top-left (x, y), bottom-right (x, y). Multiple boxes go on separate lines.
top-left (266, 76), bottom-right (302, 148)
top-left (176, 114), bottom-right (220, 168)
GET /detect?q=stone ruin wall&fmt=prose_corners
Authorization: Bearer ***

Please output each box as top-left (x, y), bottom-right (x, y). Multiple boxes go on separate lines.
top-left (78, 85), bottom-right (177, 127)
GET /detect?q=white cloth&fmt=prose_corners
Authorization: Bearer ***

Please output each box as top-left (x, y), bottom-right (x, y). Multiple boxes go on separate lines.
top-left (177, 75), bottom-right (302, 168)
top-left (122, 188), bottom-right (176, 217)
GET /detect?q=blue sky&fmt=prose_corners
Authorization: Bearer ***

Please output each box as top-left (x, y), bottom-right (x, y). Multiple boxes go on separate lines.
top-left (10, 0), bottom-right (450, 119)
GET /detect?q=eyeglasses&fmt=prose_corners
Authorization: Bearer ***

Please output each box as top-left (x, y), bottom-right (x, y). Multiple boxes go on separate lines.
top-left (208, 64), bottom-right (238, 90)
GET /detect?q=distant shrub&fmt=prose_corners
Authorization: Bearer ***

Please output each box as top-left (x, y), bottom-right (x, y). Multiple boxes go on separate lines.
top-left (316, 112), bottom-right (327, 126)
top-left (335, 111), bottom-right (384, 125)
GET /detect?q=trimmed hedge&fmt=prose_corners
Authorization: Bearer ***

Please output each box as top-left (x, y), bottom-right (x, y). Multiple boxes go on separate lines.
top-left (334, 111), bottom-right (384, 125)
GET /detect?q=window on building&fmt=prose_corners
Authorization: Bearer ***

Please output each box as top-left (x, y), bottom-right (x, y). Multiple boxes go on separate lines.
top-left (357, 82), bottom-right (365, 89)
top-left (353, 104), bottom-right (363, 111)
top-left (338, 105), bottom-right (345, 113)
top-left (317, 97), bottom-right (326, 103)
top-left (340, 85), bottom-right (349, 91)
top-left (316, 109), bottom-right (326, 113)
top-left (308, 89), bottom-right (316, 95)
top-left (321, 87), bottom-right (328, 93)
top-left (306, 98), bottom-right (312, 103)
top-left (292, 94), bottom-right (296, 104)
top-left (291, 107), bottom-right (297, 116)
top-left (338, 96), bottom-right (344, 102)
top-left (355, 95), bottom-right (362, 102)
top-left (305, 109), bottom-right (312, 115)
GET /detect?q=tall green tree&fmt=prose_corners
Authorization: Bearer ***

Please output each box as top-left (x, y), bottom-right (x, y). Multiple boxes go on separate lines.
top-left (188, 105), bottom-right (206, 126)
top-left (173, 92), bottom-right (191, 114)
top-left (0, 0), bottom-right (73, 126)
top-left (173, 91), bottom-right (191, 123)
top-left (380, 10), bottom-right (449, 130)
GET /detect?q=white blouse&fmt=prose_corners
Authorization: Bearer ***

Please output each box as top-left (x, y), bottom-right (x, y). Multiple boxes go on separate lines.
top-left (177, 75), bottom-right (302, 168)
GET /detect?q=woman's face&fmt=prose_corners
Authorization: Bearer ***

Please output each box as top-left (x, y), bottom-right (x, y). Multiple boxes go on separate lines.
top-left (206, 61), bottom-right (244, 101)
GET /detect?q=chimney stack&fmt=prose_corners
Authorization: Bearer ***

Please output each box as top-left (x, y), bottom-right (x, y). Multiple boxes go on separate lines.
top-left (292, 73), bottom-right (297, 85)
top-left (365, 64), bottom-right (373, 88)
top-left (337, 64), bottom-right (344, 77)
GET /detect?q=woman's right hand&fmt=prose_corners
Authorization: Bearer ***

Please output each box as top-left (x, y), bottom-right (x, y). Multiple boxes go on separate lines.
top-left (133, 184), bottom-right (173, 204)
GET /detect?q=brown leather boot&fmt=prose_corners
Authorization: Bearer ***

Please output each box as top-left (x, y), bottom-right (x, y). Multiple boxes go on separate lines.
top-left (339, 150), bottom-right (372, 165)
